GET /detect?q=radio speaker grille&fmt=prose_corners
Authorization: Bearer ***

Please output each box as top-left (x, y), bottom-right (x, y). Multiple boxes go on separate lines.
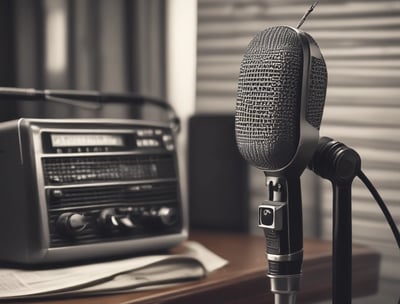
top-left (47, 182), bottom-right (178, 208)
top-left (42, 154), bottom-right (175, 185)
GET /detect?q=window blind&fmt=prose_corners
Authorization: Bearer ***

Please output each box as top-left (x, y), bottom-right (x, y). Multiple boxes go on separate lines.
top-left (196, 0), bottom-right (400, 299)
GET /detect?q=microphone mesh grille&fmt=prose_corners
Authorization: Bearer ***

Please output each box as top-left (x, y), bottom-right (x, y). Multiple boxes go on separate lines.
top-left (307, 56), bottom-right (327, 128)
top-left (235, 26), bottom-right (303, 170)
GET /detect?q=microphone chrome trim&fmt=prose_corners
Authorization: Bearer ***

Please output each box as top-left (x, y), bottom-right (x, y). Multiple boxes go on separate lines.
top-left (267, 273), bottom-right (302, 292)
top-left (267, 249), bottom-right (303, 262)
top-left (268, 274), bottom-right (301, 304)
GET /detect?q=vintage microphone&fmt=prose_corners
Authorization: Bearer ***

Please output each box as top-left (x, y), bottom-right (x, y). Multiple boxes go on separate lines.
top-left (234, 6), bottom-right (327, 303)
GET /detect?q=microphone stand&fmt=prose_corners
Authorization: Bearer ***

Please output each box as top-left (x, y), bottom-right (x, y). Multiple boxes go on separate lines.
top-left (309, 137), bottom-right (361, 304)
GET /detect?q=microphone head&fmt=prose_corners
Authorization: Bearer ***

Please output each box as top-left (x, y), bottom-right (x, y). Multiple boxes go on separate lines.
top-left (235, 26), bottom-right (327, 173)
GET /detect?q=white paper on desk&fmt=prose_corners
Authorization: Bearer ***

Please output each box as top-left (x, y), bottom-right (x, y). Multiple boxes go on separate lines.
top-left (0, 241), bottom-right (228, 300)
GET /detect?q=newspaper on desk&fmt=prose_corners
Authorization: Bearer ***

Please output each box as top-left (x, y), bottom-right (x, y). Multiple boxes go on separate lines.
top-left (0, 241), bottom-right (228, 300)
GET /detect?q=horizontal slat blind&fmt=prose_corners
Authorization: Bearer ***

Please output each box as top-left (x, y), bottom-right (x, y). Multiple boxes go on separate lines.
top-left (314, 0), bottom-right (400, 283)
top-left (196, 0), bottom-right (400, 289)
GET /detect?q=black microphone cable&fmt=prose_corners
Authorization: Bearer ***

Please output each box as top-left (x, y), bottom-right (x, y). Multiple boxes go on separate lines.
top-left (357, 170), bottom-right (400, 249)
top-left (308, 137), bottom-right (400, 248)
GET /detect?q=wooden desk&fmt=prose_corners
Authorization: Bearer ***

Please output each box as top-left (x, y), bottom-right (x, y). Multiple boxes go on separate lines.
top-left (21, 231), bottom-right (380, 304)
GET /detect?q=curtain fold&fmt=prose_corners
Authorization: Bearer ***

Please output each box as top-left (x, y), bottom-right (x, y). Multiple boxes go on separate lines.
top-left (0, 0), bottom-right (167, 120)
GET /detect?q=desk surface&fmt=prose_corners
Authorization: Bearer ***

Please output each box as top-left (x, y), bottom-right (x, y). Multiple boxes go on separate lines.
top-left (22, 231), bottom-right (380, 304)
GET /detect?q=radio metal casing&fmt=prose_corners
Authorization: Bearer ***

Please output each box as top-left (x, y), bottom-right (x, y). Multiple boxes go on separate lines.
top-left (0, 118), bottom-right (187, 264)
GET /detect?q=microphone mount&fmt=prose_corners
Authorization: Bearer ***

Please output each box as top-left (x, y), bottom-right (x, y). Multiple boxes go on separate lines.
top-left (309, 137), bottom-right (362, 304)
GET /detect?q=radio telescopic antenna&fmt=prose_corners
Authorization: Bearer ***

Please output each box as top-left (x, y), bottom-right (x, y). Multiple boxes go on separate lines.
top-left (297, 1), bottom-right (319, 29)
top-left (0, 87), bottom-right (181, 133)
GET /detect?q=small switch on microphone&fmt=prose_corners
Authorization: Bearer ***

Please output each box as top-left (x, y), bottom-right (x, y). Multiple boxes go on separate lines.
top-left (258, 202), bottom-right (286, 230)
top-left (260, 207), bottom-right (274, 226)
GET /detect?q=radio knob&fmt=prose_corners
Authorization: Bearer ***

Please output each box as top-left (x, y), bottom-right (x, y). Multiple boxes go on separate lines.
top-left (56, 213), bottom-right (88, 237)
top-left (158, 207), bottom-right (177, 226)
top-left (98, 208), bottom-right (136, 231)
top-left (51, 189), bottom-right (64, 199)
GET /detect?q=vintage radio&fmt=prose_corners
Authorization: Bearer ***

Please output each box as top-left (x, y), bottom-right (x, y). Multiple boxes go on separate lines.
top-left (0, 118), bottom-right (187, 264)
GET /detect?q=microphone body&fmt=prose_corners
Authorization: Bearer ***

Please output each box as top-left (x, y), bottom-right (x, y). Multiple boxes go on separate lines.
top-left (235, 26), bottom-right (327, 303)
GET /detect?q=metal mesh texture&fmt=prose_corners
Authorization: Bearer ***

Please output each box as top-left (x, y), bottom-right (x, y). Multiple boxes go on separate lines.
top-left (307, 56), bottom-right (327, 129)
top-left (235, 26), bottom-right (303, 170)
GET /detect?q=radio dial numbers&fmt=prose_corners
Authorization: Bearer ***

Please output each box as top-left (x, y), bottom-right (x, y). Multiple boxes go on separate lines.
top-left (162, 134), bottom-right (175, 151)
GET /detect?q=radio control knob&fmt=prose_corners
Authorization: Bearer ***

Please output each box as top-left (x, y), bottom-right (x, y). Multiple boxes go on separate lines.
top-left (56, 213), bottom-right (88, 236)
top-left (98, 208), bottom-right (135, 231)
top-left (158, 207), bottom-right (177, 226)
top-left (117, 216), bottom-right (135, 229)
top-left (51, 189), bottom-right (64, 199)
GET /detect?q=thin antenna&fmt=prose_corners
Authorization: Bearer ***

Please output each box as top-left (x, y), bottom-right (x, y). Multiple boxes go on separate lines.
top-left (297, 1), bottom-right (319, 29)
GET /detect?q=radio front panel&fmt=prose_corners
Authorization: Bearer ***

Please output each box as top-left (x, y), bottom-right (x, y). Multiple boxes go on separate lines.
top-left (0, 118), bottom-right (187, 264)
top-left (34, 123), bottom-right (182, 248)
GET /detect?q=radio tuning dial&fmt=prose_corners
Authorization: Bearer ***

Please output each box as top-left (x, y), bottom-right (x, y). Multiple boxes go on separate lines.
top-left (56, 213), bottom-right (88, 237)
top-left (158, 207), bottom-right (177, 226)
top-left (139, 207), bottom-right (177, 227)
top-left (98, 208), bottom-right (135, 231)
